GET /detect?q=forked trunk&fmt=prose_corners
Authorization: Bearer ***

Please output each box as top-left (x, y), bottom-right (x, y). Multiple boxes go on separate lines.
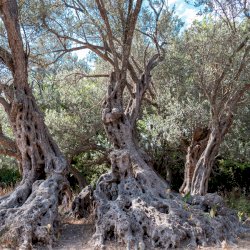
top-left (181, 116), bottom-right (233, 196)
top-left (0, 84), bottom-right (68, 250)
top-left (191, 127), bottom-right (223, 195)
top-left (179, 127), bottom-right (210, 195)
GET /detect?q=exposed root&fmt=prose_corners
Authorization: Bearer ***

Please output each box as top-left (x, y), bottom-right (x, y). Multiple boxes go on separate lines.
top-left (0, 174), bottom-right (67, 249)
top-left (0, 181), bottom-right (32, 209)
top-left (92, 149), bottom-right (245, 249)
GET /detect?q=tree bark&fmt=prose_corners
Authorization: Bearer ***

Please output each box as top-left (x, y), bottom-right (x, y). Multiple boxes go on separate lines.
top-left (0, 1), bottom-right (68, 248)
top-left (180, 115), bottom-right (233, 196)
top-left (89, 73), bottom-right (244, 249)
top-left (180, 127), bottom-right (210, 195)
top-left (191, 118), bottom-right (232, 195)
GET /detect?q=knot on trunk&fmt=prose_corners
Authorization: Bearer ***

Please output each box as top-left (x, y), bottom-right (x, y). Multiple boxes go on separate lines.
top-left (110, 150), bottom-right (132, 180)
top-left (102, 108), bottom-right (123, 124)
top-left (72, 185), bottom-right (94, 218)
top-left (45, 157), bottom-right (67, 175)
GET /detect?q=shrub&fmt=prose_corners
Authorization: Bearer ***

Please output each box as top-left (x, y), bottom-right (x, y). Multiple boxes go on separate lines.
top-left (208, 158), bottom-right (250, 194)
top-left (225, 191), bottom-right (250, 218)
top-left (0, 165), bottom-right (21, 187)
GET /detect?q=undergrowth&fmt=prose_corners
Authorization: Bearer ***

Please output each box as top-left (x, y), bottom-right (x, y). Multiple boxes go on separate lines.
top-left (224, 190), bottom-right (250, 221)
top-left (0, 185), bottom-right (14, 196)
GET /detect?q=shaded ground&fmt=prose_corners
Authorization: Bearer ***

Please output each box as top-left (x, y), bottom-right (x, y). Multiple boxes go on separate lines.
top-left (52, 218), bottom-right (125, 250)
top-left (54, 222), bottom-right (94, 250)
top-left (49, 219), bottom-right (250, 250)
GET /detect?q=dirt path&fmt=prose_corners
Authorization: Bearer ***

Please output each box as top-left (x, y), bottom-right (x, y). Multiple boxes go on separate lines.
top-left (51, 219), bottom-right (250, 250)
top-left (51, 219), bottom-right (125, 250)
top-left (53, 222), bottom-right (94, 250)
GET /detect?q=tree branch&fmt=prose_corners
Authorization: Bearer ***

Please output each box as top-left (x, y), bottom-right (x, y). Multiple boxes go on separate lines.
top-left (0, 148), bottom-right (19, 159)
top-left (0, 46), bottom-right (14, 72)
top-left (95, 0), bottom-right (120, 72)
top-left (0, 96), bottom-right (10, 113)
top-left (64, 72), bottom-right (109, 79)
top-left (121, 0), bottom-right (143, 74)
top-left (0, 124), bottom-right (20, 160)
top-left (40, 10), bottom-right (115, 66)
top-left (0, 0), bottom-right (28, 84)
top-left (211, 35), bottom-right (249, 105)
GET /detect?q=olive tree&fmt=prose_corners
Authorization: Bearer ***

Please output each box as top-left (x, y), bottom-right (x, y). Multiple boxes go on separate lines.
top-left (0, 0), bottom-right (246, 248)
top-left (0, 1), bottom-right (68, 248)
top-left (40, 0), bottom-right (246, 248)
top-left (179, 0), bottom-right (250, 195)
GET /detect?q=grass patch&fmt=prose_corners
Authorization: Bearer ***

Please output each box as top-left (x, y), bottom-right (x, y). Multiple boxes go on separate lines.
top-left (0, 165), bottom-right (21, 186)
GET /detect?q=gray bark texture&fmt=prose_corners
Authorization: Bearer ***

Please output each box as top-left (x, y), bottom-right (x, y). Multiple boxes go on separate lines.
top-left (74, 73), bottom-right (249, 249)
top-left (93, 151), bottom-right (245, 249)
top-left (0, 1), bottom-right (68, 248)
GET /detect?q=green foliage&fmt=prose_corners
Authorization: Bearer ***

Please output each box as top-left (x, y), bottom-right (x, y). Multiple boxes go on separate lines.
top-left (32, 64), bottom-right (107, 157)
top-left (225, 193), bottom-right (250, 218)
top-left (138, 112), bottom-right (185, 191)
top-left (0, 164), bottom-right (21, 186)
top-left (221, 98), bottom-right (250, 162)
top-left (72, 152), bottom-right (109, 187)
top-left (0, 109), bottom-right (14, 139)
top-left (182, 191), bottom-right (191, 203)
top-left (209, 158), bottom-right (250, 193)
top-left (219, 159), bottom-right (250, 171)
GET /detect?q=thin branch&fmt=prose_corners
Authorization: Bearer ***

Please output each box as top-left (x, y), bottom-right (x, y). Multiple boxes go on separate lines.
top-left (66, 143), bottom-right (106, 160)
top-left (227, 83), bottom-right (250, 111)
top-left (0, 46), bottom-right (14, 72)
top-left (0, 148), bottom-right (20, 159)
top-left (64, 72), bottom-right (109, 79)
top-left (215, 0), bottom-right (237, 32)
top-left (0, 96), bottom-right (10, 113)
top-left (0, 124), bottom-right (20, 160)
top-left (95, 0), bottom-right (120, 72)
top-left (121, 0), bottom-right (143, 74)
top-left (211, 35), bottom-right (249, 104)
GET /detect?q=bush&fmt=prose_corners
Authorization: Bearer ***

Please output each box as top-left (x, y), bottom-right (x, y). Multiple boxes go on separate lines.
top-left (71, 152), bottom-right (110, 189)
top-left (0, 165), bottom-right (21, 187)
top-left (225, 191), bottom-right (250, 218)
top-left (208, 158), bottom-right (250, 194)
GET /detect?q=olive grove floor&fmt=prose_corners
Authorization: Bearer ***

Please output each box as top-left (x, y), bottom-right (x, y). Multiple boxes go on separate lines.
top-left (33, 218), bottom-right (250, 250)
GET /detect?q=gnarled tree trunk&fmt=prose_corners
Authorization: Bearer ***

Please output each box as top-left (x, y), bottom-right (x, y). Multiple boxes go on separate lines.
top-left (64, 0), bottom-right (249, 247)
top-left (0, 1), bottom-right (68, 248)
top-left (191, 117), bottom-right (233, 195)
top-left (180, 127), bottom-right (210, 195)
top-left (180, 116), bottom-right (233, 196)
top-left (89, 73), bottom-right (244, 249)
top-left (190, 128), bottom-right (222, 195)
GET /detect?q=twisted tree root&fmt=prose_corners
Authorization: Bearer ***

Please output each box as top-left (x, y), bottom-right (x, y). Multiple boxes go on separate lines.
top-left (90, 149), bottom-right (246, 249)
top-left (0, 174), bottom-right (67, 249)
